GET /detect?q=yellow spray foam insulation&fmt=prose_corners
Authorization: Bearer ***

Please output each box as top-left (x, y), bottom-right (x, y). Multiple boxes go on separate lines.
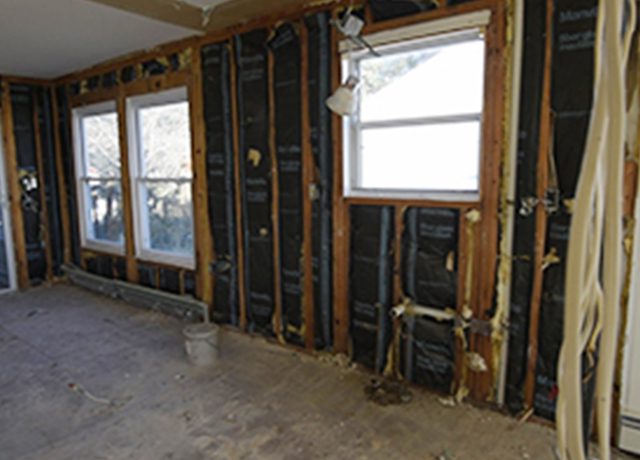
top-left (79, 80), bottom-right (89, 95)
top-left (178, 48), bottom-right (193, 69)
top-left (563, 199), bottom-right (575, 214)
top-left (467, 352), bottom-right (488, 373)
top-left (445, 251), bottom-right (455, 272)
top-left (248, 148), bottom-right (262, 167)
top-left (541, 247), bottom-right (561, 270)
top-left (490, 0), bottom-right (518, 401)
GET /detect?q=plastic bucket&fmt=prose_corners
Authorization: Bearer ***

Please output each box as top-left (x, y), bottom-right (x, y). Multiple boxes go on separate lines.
top-left (183, 323), bottom-right (219, 367)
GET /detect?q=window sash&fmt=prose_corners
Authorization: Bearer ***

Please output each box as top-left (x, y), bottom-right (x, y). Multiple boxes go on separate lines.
top-left (344, 20), bottom-right (487, 200)
top-left (126, 87), bottom-right (195, 268)
top-left (73, 101), bottom-right (125, 253)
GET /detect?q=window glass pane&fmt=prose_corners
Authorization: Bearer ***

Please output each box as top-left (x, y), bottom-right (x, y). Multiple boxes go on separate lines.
top-left (142, 181), bottom-right (193, 255)
top-left (359, 122), bottom-right (481, 191)
top-left (139, 102), bottom-right (192, 178)
top-left (359, 39), bottom-right (485, 123)
top-left (84, 180), bottom-right (124, 243)
top-left (82, 112), bottom-right (120, 178)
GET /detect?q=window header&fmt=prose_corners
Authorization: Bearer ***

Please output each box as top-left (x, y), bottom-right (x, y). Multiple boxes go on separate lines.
top-left (339, 9), bottom-right (491, 54)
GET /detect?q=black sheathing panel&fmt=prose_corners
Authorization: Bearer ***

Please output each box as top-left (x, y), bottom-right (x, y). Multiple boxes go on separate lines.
top-left (102, 71), bottom-right (118, 89)
top-left (350, 206), bottom-right (394, 372)
top-left (201, 42), bottom-right (239, 325)
top-left (56, 85), bottom-right (81, 266)
top-left (403, 208), bottom-right (458, 308)
top-left (138, 264), bottom-right (158, 289)
top-left (10, 84), bottom-right (46, 283)
top-left (533, 0), bottom-right (597, 420)
top-left (159, 267), bottom-right (181, 295)
top-left (97, 255), bottom-right (113, 278)
top-left (114, 257), bottom-right (127, 281)
top-left (369, 0), bottom-right (436, 22)
top-left (505, 0), bottom-right (546, 413)
top-left (184, 270), bottom-right (197, 297)
top-left (269, 24), bottom-right (304, 345)
top-left (235, 30), bottom-right (275, 336)
top-left (36, 88), bottom-right (64, 277)
top-left (306, 12), bottom-right (334, 349)
top-left (401, 207), bottom-right (458, 393)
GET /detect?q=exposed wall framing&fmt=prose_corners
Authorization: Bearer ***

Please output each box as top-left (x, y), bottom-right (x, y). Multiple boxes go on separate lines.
top-left (3, 0), bottom-right (630, 423)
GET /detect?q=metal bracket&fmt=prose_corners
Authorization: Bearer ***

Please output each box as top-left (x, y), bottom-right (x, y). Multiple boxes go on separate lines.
top-left (519, 188), bottom-right (560, 217)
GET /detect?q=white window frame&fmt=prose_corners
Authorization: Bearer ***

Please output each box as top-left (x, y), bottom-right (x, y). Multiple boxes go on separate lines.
top-left (0, 110), bottom-right (17, 293)
top-left (72, 100), bottom-right (125, 255)
top-left (126, 86), bottom-right (195, 269)
top-left (342, 10), bottom-right (491, 202)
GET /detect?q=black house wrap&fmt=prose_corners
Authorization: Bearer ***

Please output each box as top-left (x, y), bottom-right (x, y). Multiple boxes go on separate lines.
top-left (306, 12), bottom-right (334, 349)
top-left (350, 205), bottom-right (394, 373)
top-left (202, 41), bottom-right (240, 326)
top-left (234, 30), bottom-right (275, 335)
top-left (10, 84), bottom-right (47, 283)
top-left (401, 207), bottom-right (458, 393)
top-left (505, 0), bottom-right (547, 413)
top-left (35, 88), bottom-right (63, 277)
top-left (269, 23), bottom-right (305, 344)
top-left (56, 85), bottom-right (81, 267)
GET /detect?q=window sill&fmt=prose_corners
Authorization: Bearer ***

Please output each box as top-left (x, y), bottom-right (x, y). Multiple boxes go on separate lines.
top-left (136, 250), bottom-right (195, 270)
top-left (344, 189), bottom-right (480, 206)
top-left (82, 241), bottom-right (126, 256)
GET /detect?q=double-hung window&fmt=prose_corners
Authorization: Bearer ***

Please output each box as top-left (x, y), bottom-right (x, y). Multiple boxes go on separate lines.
top-left (127, 87), bottom-right (194, 268)
top-left (343, 11), bottom-right (489, 200)
top-left (73, 101), bottom-right (125, 253)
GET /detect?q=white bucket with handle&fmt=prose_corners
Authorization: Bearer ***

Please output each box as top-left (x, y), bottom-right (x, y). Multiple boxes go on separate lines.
top-left (183, 323), bottom-right (219, 367)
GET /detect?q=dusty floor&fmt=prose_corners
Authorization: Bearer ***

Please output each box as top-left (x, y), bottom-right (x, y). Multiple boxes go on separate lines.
top-left (0, 285), bottom-right (632, 460)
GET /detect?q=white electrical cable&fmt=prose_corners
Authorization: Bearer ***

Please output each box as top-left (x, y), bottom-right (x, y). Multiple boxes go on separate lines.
top-left (556, 1), bottom-right (636, 459)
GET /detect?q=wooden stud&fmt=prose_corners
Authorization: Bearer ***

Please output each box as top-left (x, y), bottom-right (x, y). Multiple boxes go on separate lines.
top-left (454, 207), bottom-right (470, 394)
top-left (68, 87), bottom-right (119, 109)
top-left (189, 47), bottom-right (215, 306)
top-left (453, 1), bottom-right (505, 400)
top-left (331, 9), bottom-right (351, 355)
top-left (1, 80), bottom-right (29, 288)
top-left (268, 40), bottom-right (284, 340)
top-left (50, 87), bottom-right (73, 265)
top-left (0, 75), bottom-right (51, 87)
top-left (300, 22), bottom-right (316, 350)
top-left (392, 205), bottom-right (407, 305)
top-left (524, 0), bottom-right (554, 410)
top-left (32, 89), bottom-right (54, 282)
top-left (229, 39), bottom-right (249, 330)
top-left (123, 71), bottom-right (190, 98)
top-left (116, 94), bottom-right (139, 283)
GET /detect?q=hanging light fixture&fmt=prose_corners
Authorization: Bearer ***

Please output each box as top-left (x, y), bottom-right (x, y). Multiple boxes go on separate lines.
top-left (326, 75), bottom-right (359, 116)
top-left (326, 7), bottom-right (377, 117)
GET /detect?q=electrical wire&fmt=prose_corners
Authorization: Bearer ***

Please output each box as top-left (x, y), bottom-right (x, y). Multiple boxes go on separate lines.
top-left (556, 1), bottom-right (636, 459)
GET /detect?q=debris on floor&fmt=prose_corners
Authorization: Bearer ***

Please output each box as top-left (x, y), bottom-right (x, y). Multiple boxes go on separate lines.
top-left (68, 382), bottom-right (128, 408)
top-left (434, 448), bottom-right (453, 460)
top-left (364, 378), bottom-right (412, 406)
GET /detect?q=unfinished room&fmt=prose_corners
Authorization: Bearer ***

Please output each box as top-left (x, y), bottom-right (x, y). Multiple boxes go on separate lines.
top-left (1, 0), bottom-right (640, 458)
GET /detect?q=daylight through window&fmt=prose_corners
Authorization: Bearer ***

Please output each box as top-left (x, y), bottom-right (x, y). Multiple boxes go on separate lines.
top-left (127, 87), bottom-right (194, 268)
top-left (73, 101), bottom-right (124, 252)
top-left (344, 22), bottom-right (487, 200)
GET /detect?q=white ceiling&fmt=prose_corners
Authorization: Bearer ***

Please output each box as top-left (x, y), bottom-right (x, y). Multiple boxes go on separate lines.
top-left (0, 0), bottom-right (200, 79)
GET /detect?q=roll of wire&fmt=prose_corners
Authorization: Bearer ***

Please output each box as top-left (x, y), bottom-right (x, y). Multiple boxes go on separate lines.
top-left (556, 1), bottom-right (636, 460)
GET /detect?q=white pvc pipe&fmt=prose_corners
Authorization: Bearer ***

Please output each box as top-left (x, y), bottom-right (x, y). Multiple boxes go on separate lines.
top-left (496, 0), bottom-right (524, 407)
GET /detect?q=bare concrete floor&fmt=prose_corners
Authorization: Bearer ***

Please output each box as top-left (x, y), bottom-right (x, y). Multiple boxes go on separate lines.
top-left (0, 285), bottom-right (632, 460)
